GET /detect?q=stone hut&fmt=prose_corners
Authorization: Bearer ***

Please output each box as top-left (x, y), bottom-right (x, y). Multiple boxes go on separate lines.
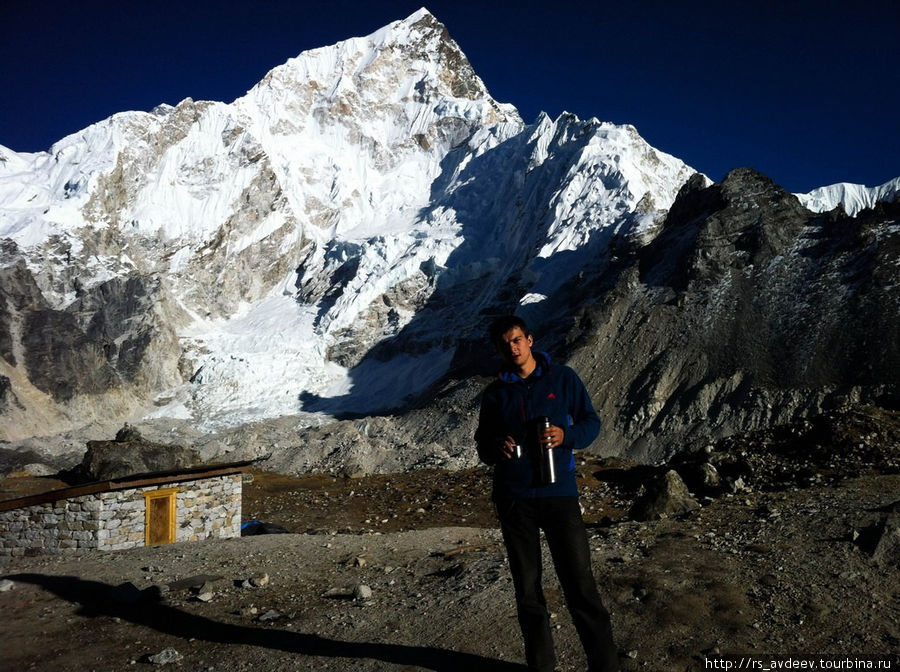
top-left (0, 462), bottom-right (249, 557)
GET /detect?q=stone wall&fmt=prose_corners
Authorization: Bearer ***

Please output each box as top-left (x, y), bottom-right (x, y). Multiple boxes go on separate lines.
top-left (176, 473), bottom-right (242, 544)
top-left (0, 493), bottom-right (101, 555)
top-left (0, 473), bottom-right (241, 556)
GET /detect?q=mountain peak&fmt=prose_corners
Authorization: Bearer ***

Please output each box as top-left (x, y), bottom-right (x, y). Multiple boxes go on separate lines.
top-left (404, 7), bottom-right (435, 22)
top-left (245, 8), bottom-right (512, 121)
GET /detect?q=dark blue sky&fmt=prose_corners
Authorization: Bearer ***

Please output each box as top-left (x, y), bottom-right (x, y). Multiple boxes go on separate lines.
top-left (2, 0), bottom-right (897, 193)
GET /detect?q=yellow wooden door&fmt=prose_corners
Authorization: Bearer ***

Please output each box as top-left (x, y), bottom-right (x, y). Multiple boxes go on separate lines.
top-left (144, 489), bottom-right (177, 545)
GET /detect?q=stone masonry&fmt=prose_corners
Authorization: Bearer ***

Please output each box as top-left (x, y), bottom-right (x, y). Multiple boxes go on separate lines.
top-left (0, 473), bottom-right (242, 556)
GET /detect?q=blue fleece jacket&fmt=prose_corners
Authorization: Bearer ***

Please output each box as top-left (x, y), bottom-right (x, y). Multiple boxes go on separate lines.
top-left (474, 352), bottom-right (601, 500)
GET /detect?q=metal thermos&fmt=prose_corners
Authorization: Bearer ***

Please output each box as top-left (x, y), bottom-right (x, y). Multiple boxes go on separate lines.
top-left (534, 416), bottom-right (557, 485)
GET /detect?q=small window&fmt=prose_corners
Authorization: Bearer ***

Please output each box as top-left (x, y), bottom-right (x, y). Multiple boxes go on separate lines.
top-left (144, 488), bottom-right (178, 546)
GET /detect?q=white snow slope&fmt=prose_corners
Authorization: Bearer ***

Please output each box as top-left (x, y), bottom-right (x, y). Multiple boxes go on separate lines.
top-left (3, 9), bottom-right (891, 438)
top-left (796, 177), bottom-right (900, 217)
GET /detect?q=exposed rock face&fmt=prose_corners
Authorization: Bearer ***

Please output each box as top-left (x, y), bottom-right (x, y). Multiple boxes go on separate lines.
top-left (872, 514), bottom-right (900, 568)
top-left (0, 247), bottom-right (183, 440)
top-left (0, 375), bottom-right (21, 412)
top-left (559, 168), bottom-right (900, 461)
top-left (21, 274), bottom-right (160, 400)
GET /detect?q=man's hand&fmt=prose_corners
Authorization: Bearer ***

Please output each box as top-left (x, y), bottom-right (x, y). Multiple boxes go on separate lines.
top-left (494, 428), bottom-right (563, 460)
top-left (541, 425), bottom-right (565, 450)
top-left (498, 436), bottom-right (518, 459)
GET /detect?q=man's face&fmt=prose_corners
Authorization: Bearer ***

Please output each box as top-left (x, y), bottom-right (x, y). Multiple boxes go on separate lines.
top-left (496, 326), bottom-right (535, 370)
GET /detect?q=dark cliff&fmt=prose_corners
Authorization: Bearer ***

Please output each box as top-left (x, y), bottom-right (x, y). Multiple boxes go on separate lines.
top-left (560, 168), bottom-right (899, 460)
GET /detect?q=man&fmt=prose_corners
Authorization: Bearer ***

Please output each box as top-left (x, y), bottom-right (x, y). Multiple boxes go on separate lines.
top-left (475, 315), bottom-right (618, 672)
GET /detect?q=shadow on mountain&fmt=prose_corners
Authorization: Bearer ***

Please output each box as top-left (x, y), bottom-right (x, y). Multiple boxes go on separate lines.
top-left (6, 573), bottom-right (525, 671)
top-left (796, 203), bottom-right (897, 290)
top-left (298, 120), bottom-right (641, 416)
top-left (635, 171), bottom-right (900, 396)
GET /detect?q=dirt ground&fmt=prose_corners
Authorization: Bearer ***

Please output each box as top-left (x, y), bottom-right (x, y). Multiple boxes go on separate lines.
top-left (2, 452), bottom-right (899, 672)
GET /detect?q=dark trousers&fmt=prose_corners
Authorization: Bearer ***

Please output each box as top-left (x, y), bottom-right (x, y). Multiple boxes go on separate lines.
top-left (496, 497), bottom-right (619, 672)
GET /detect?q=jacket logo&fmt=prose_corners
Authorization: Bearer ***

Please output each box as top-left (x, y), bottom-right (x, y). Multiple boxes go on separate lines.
top-left (547, 393), bottom-right (556, 399)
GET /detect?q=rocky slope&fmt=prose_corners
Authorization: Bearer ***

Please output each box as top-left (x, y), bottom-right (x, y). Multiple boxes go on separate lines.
top-left (562, 168), bottom-right (900, 460)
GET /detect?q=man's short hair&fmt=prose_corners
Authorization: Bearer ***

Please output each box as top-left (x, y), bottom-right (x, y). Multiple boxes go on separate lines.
top-left (489, 315), bottom-right (531, 346)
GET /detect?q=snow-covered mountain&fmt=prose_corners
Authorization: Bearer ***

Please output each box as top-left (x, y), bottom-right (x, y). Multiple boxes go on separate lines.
top-left (796, 177), bottom-right (900, 217)
top-left (1, 9), bottom-right (897, 473)
top-left (0, 9), bottom-right (695, 440)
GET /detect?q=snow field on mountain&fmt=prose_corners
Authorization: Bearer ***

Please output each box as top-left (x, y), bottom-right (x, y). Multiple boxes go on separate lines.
top-left (796, 176), bottom-right (900, 216)
top-left (149, 281), bottom-right (456, 429)
top-left (148, 293), bottom-right (335, 429)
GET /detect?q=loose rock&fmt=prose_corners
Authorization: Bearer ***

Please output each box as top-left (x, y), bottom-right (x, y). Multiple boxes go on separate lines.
top-left (258, 609), bottom-right (282, 622)
top-left (146, 648), bottom-right (183, 665)
top-left (242, 573), bottom-right (269, 588)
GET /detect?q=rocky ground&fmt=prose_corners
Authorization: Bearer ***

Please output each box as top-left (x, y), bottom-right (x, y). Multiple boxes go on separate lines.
top-left (1, 405), bottom-right (899, 671)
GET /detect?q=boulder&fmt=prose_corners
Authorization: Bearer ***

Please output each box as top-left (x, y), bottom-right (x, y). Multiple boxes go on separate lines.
top-left (872, 514), bottom-right (900, 568)
top-left (81, 425), bottom-right (200, 481)
top-left (630, 469), bottom-right (701, 521)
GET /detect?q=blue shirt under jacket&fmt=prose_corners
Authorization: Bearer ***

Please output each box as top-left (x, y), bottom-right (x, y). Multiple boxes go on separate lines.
top-left (475, 352), bottom-right (601, 500)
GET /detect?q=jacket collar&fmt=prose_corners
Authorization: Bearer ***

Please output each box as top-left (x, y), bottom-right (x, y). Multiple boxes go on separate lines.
top-left (498, 351), bottom-right (552, 384)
